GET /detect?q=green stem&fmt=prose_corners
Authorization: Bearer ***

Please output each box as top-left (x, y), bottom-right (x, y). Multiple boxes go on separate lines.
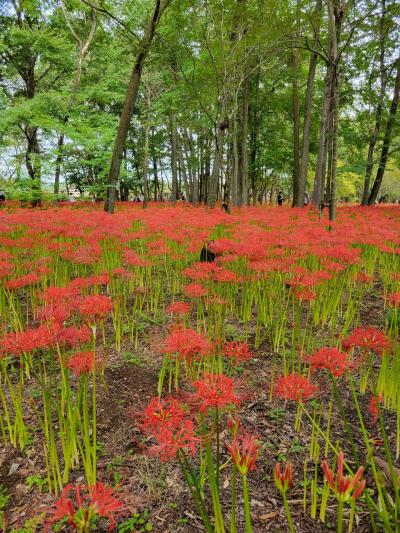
top-left (242, 474), bottom-right (252, 533)
top-left (336, 499), bottom-right (344, 533)
top-left (230, 464), bottom-right (237, 533)
top-left (282, 491), bottom-right (295, 533)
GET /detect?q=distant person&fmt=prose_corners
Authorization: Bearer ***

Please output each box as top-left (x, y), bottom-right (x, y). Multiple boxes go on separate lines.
top-left (277, 191), bottom-right (284, 206)
top-left (0, 190), bottom-right (5, 204)
top-left (304, 192), bottom-right (310, 206)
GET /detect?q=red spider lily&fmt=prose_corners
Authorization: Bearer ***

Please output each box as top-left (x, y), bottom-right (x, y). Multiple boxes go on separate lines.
top-left (321, 451), bottom-right (366, 501)
top-left (47, 483), bottom-right (77, 528)
top-left (192, 373), bottom-right (240, 412)
top-left (78, 295), bottom-right (113, 320)
top-left (309, 347), bottom-right (350, 377)
top-left (66, 351), bottom-right (96, 376)
top-left (356, 272), bottom-right (372, 284)
top-left (183, 282), bottom-right (207, 298)
top-left (53, 324), bottom-right (92, 348)
top-left (46, 482), bottom-right (122, 531)
top-left (342, 327), bottom-right (389, 355)
top-left (38, 302), bottom-right (72, 325)
top-left (274, 462), bottom-right (293, 493)
top-left (167, 301), bottom-right (191, 316)
top-left (5, 272), bottom-right (41, 290)
top-left (0, 325), bottom-right (54, 357)
top-left (164, 326), bottom-right (211, 361)
top-left (122, 248), bottom-right (151, 268)
top-left (89, 482), bottom-right (123, 528)
top-left (150, 419), bottom-right (198, 461)
top-left (388, 292), bottom-right (400, 307)
top-left (0, 260), bottom-right (13, 278)
top-left (226, 432), bottom-right (260, 474)
top-left (42, 285), bottom-right (80, 303)
top-left (293, 288), bottom-right (315, 302)
top-left (142, 396), bottom-right (186, 434)
top-left (223, 341), bottom-right (252, 365)
top-left (369, 394), bottom-right (383, 423)
top-left (275, 373), bottom-right (317, 402)
top-left (68, 273), bottom-right (110, 291)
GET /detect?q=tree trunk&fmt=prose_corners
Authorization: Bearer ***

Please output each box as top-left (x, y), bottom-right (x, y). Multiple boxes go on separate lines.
top-left (169, 113), bottom-right (178, 203)
top-left (231, 113), bottom-right (240, 206)
top-left (207, 124), bottom-right (225, 208)
top-left (104, 0), bottom-right (169, 213)
top-left (291, 1), bottom-right (301, 207)
top-left (367, 55), bottom-right (400, 205)
top-left (151, 127), bottom-right (158, 201)
top-left (241, 77), bottom-right (250, 205)
top-left (312, 62), bottom-right (333, 207)
top-left (362, 0), bottom-right (387, 205)
top-left (249, 69), bottom-right (260, 206)
top-left (297, 0), bottom-right (322, 207)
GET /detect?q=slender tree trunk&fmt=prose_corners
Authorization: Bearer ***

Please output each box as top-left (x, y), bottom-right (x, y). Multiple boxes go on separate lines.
top-left (231, 113), bottom-right (240, 206)
top-left (241, 77), bottom-right (250, 205)
top-left (312, 63), bottom-right (332, 207)
top-left (362, 0), bottom-right (387, 205)
top-left (291, 2), bottom-right (301, 206)
top-left (169, 113), bottom-right (178, 203)
top-left (178, 135), bottom-right (192, 201)
top-left (207, 124), bottom-right (225, 207)
top-left (249, 69), bottom-right (260, 206)
top-left (104, 0), bottom-right (169, 213)
top-left (367, 56), bottom-right (400, 205)
top-left (297, 0), bottom-right (322, 207)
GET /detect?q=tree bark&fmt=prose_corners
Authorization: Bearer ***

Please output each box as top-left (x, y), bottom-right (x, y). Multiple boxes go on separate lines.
top-left (367, 55), bottom-right (400, 205)
top-left (296, 0), bottom-right (322, 207)
top-left (169, 113), bottom-right (178, 203)
top-left (291, 1), bottom-right (301, 207)
top-left (231, 112), bottom-right (240, 206)
top-left (240, 76), bottom-right (250, 205)
top-left (362, 0), bottom-right (387, 205)
top-left (104, 0), bottom-right (169, 213)
top-left (312, 61), bottom-right (333, 207)
top-left (207, 124), bottom-right (225, 208)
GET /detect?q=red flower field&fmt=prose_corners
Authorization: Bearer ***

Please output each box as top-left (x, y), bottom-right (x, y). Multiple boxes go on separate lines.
top-left (0, 202), bottom-right (399, 532)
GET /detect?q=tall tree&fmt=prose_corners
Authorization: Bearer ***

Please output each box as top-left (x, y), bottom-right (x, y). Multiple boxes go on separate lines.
top-left (367, 54), bottom-right (400, 204)
top-left (104, 0), bottom-right (170, 213)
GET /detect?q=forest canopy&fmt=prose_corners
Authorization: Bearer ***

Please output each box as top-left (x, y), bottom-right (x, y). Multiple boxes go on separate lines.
top-left (0, 0), bottom-right (399, 214)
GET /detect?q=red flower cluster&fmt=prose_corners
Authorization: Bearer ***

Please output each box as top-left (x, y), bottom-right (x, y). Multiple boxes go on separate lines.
top-left (5, 272), bottom-right (40, 290)
top-left (142, 397), bottom-right (197, 462)
top-left (388, 292), bottom-right (400, 307)
top-left (275, 373), bottom-right (317, 402)
top-left (66, 351), bottom-right (95, 376)
top-left (226, 432), bottom-right (260, 474)
top-left (342, 327), bottom-right (389, 355)
top-left (193, 373), bottom-right (240, 412)
top-left (167, 301), bottom-right (191, 316)
top-left (164, 326), bottom-right (210, 361)
top-left (309, 347), bottom-right (350, 377)
top-left (47, 482), bottom-right (122, 530)
top-left (78, 295), bottom-right (113, 320)
top-left (321, 451), bottom-right (365, 501)
top-left (223, 341), bottom-right (252, 365)
top-left (142, 396), bottom-right (185, 434)
top-left (183, 282), bottom-right (207, 298)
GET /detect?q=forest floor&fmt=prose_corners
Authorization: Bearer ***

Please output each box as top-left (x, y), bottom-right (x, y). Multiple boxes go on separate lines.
top-left (1, 283), bottom-right (397, 533)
